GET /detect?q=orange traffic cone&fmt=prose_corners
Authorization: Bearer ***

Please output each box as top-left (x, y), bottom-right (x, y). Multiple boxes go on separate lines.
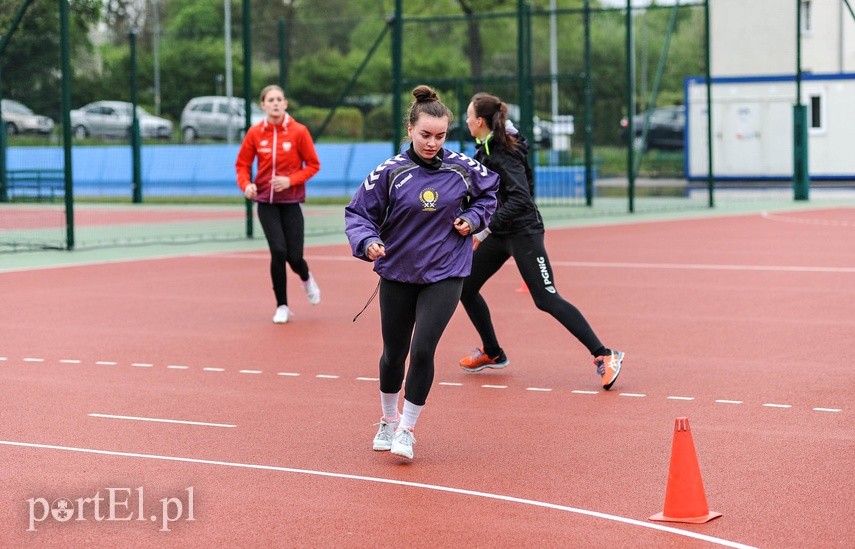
top-left (649, 417), bottom-right (722, 524)
top-left (515, 280), bottom-right (529, 293)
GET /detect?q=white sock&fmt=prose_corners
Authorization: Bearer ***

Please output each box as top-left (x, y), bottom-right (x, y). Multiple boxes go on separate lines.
top-left (380, 391), bottom-right (400, 421)
top-left (399, 399), bottom-right (423, 430)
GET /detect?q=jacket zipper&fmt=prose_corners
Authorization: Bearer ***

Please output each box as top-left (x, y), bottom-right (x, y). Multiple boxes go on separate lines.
top-left (269, 123), bottom-right (277, 203)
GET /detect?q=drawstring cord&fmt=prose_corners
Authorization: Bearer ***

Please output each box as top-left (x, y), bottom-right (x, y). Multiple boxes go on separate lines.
top-left (352, 278), bottom-right (381, 322)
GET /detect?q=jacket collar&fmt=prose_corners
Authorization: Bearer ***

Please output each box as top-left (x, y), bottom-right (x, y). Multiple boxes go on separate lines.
top-left (405, 144), bottom-right (443, 170)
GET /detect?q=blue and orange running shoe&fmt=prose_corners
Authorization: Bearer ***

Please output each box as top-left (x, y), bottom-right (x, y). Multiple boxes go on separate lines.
top-left (594, 350), bottom-right (624, 390)
top-left (459, 348), bottom-right (510, 373)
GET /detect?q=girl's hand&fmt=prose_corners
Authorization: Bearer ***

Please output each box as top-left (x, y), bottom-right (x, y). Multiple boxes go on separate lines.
top-left (244, 183), bottom-right (258, 199)
top-left (271, 175), bottom-right (291, 192)
top-left (453, 218), bottom-right (471, 236)
top-left (366, 242), bottom-right (386, 261)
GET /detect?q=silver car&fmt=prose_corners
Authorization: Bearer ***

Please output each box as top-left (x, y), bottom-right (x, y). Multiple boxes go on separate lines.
top-left (180, 96), bottom-right (264, 142)
top-left (70, 100), bottom-right (173, 139)
top-left (1, 99), bottom-right (55, 136)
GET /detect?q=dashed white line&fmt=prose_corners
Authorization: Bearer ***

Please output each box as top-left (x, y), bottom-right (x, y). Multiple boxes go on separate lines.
top-left (2, 354), bottom-right (846, 415)
top-left (88, 413), bottom-right (235, 428)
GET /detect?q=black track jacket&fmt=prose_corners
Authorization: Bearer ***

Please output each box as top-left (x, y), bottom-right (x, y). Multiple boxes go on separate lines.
top-left (474, 132), bottom-right (545, 237)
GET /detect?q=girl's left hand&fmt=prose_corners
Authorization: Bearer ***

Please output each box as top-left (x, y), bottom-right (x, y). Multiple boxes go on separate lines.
top-left (271, 175), bottom-right (291, 192)
top-left (453, 218), bottom-right (471, 236)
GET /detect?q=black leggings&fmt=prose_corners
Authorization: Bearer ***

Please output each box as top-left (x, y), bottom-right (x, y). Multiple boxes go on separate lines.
top-left (257, 202), bottom-right (310, 306)
top-left (378, 277), bottom-right (464, 406)
top-left (460, 231), bottom-right (604, 356)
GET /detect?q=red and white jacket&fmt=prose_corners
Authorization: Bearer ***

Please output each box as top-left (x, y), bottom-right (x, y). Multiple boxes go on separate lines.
top-left (235, 114), bottom-right (320, 203)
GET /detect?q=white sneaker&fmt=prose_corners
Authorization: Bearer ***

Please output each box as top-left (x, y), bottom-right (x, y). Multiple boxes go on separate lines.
top-left (302, 274), bottom-right (321, 305)
top-left (372, 417), bottom-right (400, 451)
top-left (272, 305), bottom-right (291, 324)
top-left (390, 427), bottom-right (415, 460)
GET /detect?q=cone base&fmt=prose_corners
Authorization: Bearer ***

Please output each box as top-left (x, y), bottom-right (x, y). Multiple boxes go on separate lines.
top-left (649, 510), bottom-right (722, 524)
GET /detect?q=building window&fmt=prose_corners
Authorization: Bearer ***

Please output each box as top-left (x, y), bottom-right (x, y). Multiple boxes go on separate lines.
top-left (807, 92), bottom-right (824, 133)
top-left (800, 0), bottom-right (812, 35)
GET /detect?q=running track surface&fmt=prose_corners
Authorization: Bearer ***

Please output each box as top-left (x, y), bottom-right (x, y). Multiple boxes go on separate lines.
top-left (1, 207), bottom-right (853, 547)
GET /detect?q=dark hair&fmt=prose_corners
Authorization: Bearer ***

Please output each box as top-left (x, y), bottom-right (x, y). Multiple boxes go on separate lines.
top-left (407, 85), bottom-right (453, 127)
top-left (470, 92), bottom-right (516, 150)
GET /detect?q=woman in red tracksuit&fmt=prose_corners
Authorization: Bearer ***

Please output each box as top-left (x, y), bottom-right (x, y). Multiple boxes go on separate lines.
top-left (235, 85), bottom-right (321, 324)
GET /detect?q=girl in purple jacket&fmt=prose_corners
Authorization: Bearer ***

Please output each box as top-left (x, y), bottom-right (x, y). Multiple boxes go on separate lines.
top-left (345, 85), bottom-right (499, 460)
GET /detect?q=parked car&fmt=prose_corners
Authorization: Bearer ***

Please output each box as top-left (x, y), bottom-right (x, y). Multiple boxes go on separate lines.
top-left (1, 99), bottom-right (55, 136)
top-left (619, 105), bottom-right (685, 151)
top-left (180, 96), bottom-right (265, 142)
top-left (447, 105), bottom-right (553, 149)
top-left (70, 100), bottom-right (173, 139)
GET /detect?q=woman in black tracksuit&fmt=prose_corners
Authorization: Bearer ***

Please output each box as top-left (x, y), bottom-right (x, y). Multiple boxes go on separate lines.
top-left (457, 92), bottom-right (625, 390)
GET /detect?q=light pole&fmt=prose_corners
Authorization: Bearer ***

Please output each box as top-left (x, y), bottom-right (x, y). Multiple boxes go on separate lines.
top-left (225, 0), bottom-right (235, 143)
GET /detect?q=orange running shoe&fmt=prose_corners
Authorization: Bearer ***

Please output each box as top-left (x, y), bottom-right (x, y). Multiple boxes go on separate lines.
top-left (594, 350), bottom-right (624, 390)
top-left (459, 348), bottom-right (510, 373)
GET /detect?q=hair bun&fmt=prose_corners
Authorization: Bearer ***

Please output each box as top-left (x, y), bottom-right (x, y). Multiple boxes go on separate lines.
top-left (412, 85), bottom-right (439, 103)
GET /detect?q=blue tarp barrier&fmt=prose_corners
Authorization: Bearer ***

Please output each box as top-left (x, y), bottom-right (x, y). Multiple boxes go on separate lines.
top-left (6, 143), bottom-right (590, 198)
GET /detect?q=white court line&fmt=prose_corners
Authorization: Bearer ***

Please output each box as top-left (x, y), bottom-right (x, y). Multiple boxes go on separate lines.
top-left (526, 387), bottom-right (552, 392)
top-left (167, 365), bottom-right (189, 370)
top-left (239, 370), bottom-right (262, 375)
top-left (667, 396), bottom-right (695, 401)
top-left (549, 259), bottom-right (855, 274)
top-left (132, 363), bottom-right (154, 368)
top-left (0, 439), bottom-right (757, 549)
top-left (571, 390), bottom-right (598, 395)
top-left (203, 367), bottom-right (225, 372)
top-left (316, 374), bottom-right (339, 379)
top-left (356, 377), bottom-right (379, 381)
top-left (715, 400), bottom-right (743, 405)
top-left (438, 382), bottom-right (462, 386)
top-left (482, 384), bottom-right (508, 389)
top-left (814, 408), bottom-right (842, 413)
top-left (23, 358), bottom-right (45, 363)
top-left (619, 393), bottom-right (646, 398)
top-left (87, 414), bottom-right (235, 428)
top-left (59, 359), bottom-right (81, 364)
top-left (95, 361), bottom-right (117, 366)
top-left (277, 372), bottom-right (300, 377)
top-left (763, 403), bottom-right (792, 409)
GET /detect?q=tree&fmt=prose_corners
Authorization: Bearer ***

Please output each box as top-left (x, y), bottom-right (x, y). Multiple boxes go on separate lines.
top-left (1, 0), bottom-right (102, 119)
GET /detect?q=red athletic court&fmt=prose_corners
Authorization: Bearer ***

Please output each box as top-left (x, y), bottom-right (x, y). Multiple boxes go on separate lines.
top-left (1, 207), bottom-right (852, 547)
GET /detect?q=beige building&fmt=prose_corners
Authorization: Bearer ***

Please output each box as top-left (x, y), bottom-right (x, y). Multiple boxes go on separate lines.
top-left (688, 0), bottom-right (855, 180)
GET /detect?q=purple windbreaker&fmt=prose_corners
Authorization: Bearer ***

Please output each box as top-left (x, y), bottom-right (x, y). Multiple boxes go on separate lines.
top-left (344, 146), bottom-right (499, 284)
